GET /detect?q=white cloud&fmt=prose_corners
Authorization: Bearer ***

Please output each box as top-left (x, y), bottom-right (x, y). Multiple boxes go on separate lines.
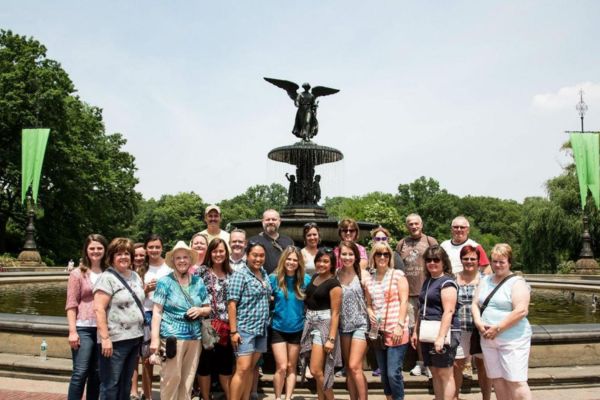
top-left (532, 82), bottom-right (600, 111)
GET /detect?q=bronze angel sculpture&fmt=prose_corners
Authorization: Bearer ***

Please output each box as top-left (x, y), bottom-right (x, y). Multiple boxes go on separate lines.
top-left (264, 77), bottom-right (339, 141)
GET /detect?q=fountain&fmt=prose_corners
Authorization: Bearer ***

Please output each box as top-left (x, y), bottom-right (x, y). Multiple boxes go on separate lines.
top-left (232, 78), bottom-right (376, 244)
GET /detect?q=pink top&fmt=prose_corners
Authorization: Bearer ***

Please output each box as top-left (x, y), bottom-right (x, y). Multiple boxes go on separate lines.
top-left (365, 269), bottom-right (409, 346)
top-left (65, 267), bottom-right (97, 325)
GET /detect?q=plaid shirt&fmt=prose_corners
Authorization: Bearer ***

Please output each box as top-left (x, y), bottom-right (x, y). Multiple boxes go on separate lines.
top-left (227, 264), bottom-right (271, 335)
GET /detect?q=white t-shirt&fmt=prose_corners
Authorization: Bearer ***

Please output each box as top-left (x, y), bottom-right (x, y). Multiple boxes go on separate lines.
top-left (143, 263), bottom-right (172, 311)
top-left (90, 270), bottom-right (101, 286)
top-left (440, 238), bottom-right (479, 274)
top-left (199, 229), bottom-right (231, 247)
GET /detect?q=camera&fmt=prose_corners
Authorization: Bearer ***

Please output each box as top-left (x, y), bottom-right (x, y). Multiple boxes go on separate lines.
top-left (184, 313), bottom-right (198, 321)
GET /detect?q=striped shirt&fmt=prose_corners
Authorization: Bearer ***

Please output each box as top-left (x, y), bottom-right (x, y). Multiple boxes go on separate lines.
top-left (365, 269), bottom-right (409, 346)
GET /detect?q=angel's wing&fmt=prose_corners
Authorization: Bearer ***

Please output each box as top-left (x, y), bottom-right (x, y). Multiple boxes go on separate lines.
top-left (311, 86), bottom-right (340, 98)
top-left (264, 77), bottom-right (299, 100)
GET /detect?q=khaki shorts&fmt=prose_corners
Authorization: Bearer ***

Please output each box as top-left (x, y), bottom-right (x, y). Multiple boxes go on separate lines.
top-left (408, 296), bottom-right (419, 328)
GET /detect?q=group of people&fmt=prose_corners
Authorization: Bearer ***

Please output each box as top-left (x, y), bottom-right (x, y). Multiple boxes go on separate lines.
top-left (65, 206), bottom-right (532, 400)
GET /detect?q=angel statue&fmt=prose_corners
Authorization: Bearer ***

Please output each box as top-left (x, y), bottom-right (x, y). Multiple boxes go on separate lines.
top-left (264, 77), bottom-right (339, 141)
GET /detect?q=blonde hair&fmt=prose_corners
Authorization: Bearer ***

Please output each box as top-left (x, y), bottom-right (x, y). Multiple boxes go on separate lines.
top-left (368, 242), bottom-right (395, 270)
top-left (275, 246), bottom-right (306, 300)
top-left (491, 243), bottom-right (513, 264)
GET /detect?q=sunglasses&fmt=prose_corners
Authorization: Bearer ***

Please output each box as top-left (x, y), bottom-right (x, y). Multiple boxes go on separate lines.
top-left (375, 252), bottom-right (390, 258)
top-left (304, 222), bottom-right (319, 228)
top-left (461, 257), bottom-right (478, 262)
top-left (452, 226), bottom-right (468, 230)
top-left (341, 229), bottom-right (357, 233)
top-left (321, 247), bottom-right (334, 254)
top-left (373, 236), bottom-right (388, 242)
top-left (425, 258), bottom-right (441, 263)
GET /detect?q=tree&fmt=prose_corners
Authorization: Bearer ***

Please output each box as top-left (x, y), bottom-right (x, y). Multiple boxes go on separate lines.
top-left (127, 192), bottom-right (205, 248)
top-left (0, 30), bottom-right (140, 262)
top-left (219, 184), bottom-right (287, 228)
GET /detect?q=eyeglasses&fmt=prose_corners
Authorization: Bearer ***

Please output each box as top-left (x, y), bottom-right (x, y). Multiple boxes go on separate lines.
top-left (461, 257), bottom-right (478, 262)
top-left (375, 252), bottom-right (390, 258)
top-left (425, 258), bottom-right (441, 263)
top-left (341, 229), bottom-right (357, 234)
top-left (452, 226), bottom-right (468, 230)
top-left (373, 236), bottom-right (388, 242)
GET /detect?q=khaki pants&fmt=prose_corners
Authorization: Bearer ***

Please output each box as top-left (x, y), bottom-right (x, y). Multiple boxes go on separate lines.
top-left (160, 339), bottom-right (201, 400)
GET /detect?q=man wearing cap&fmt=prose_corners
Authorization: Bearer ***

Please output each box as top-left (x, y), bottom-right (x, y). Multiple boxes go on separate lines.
top-left (248, 209), bottom-right (294, 274)
top-left (200, 205), bottom-right (230, 245)
top-left (440, 215), bottom-right (490, 274)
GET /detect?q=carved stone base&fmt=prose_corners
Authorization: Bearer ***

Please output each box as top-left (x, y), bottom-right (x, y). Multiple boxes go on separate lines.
top-left (17, 250), bottom-right (45, 266)
top-left (575, 258), bottom-right (600, 275)
top-left (281, 206), bottom-right (328, 219)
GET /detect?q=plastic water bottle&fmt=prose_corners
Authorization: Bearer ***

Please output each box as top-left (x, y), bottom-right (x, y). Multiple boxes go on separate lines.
top-left (40, 339), bottom-right (47, 361)
top-left (368, 318), bottom-right (381, 339)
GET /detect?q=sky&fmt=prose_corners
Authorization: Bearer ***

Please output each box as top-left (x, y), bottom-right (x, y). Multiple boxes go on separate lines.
top-left (3, 1), bottom-right (600, 204)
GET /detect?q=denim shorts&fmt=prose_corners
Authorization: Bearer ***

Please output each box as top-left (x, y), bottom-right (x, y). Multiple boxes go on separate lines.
top-left (235, 330), bottom-right (268, 357)
top-left (306, 309), bottom-right (332, 346)
top-left (340, 328), bottom-right (367, 341)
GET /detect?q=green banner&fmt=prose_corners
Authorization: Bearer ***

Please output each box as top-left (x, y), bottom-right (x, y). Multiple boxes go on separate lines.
top-left (21, 128), bottom-right (50, 204)
top-left (570, 132), bottom-right (600, 209)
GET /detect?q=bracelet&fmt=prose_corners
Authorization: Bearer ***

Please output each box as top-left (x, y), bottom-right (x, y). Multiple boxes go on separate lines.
top-left (230, 331), bottom-right (238, 336)
top-left (328, 336), bottom-right (336, 343)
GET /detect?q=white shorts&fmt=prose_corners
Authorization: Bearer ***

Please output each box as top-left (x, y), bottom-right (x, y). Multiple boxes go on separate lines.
top-left (455, 331), bottom-right (472, 360)
top-left (481, 335), bottom-right (530, 382)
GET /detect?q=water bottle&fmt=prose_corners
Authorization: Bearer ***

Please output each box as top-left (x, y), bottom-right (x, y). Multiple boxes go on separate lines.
top-left (368, 317), bottom-right (381, 339)
top-left (40, 339), bottom-right (47, 361)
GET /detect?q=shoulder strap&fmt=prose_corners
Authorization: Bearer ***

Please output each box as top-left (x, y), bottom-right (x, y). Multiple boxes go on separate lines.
top-left (426, 235), bottom-right (433, 247)
top-left (107, 269), bottom-right (145, 320)
top-left (480, 274), bottom-right (516, 313)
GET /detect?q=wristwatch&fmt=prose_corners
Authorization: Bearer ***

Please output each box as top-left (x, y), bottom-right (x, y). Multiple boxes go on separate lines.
top-left (328, 336), bottom-right (336, 343)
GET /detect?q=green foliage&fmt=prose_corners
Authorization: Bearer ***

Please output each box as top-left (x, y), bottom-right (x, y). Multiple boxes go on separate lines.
top-left (0, 253), bottom-right (18, 268)
top-left (220, 184), bottom-right (287, 228)
top-left (0, 30), bottom-right (140, 262)
top-left (127, 192), bottom-right (205, 249)
top-left (557, 260), bottom-right (576, 274)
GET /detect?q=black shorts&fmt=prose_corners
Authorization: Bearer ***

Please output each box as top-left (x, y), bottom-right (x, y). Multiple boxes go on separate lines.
top-left (196, 342), bottom-right (234, 376)
top-left (421, 331), bottom-right (460, 368)
top-left (270, 329), bottom-right (302, 345)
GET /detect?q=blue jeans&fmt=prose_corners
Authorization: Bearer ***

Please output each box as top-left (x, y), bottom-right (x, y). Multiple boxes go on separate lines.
top-left (98, 337), bottom-right (141, 400)
top-left (68, 327), bottom-right (100, 400)
top-left (375, 343), bottom-right (409, 400)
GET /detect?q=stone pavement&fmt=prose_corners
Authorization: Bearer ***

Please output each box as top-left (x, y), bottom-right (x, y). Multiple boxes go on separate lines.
top-left (1, 377), bottom-right (600, 399)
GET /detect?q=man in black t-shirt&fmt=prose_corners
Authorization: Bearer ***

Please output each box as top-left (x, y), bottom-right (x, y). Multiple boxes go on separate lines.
top-left (248, 209), bottom-right (294, 274)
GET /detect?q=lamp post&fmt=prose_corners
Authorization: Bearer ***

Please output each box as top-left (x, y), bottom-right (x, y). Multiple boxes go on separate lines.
top-left (16, 193), bottom-right (45, 266)
top-left (573, 91), bottom-right (599, 274)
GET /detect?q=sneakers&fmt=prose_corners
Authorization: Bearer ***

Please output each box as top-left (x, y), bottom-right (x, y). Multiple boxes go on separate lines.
top-left (423, 367), bottom-right (432, 378)
top-left (409, 363), bottom-right (424, 376)
top-left (372, 368), bottom-right (381, 377)
top-left (410, 363), bottom-right (432, 378)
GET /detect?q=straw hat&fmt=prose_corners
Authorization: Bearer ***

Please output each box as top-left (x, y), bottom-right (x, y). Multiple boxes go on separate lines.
top-left (165, 240), bottom-right (199, 268)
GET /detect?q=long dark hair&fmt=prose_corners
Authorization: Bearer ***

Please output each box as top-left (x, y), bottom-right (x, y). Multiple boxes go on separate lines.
top-left (338, 240), bottom-right (361, 282)
top-left (423, 245), bottom-right (453, 278)
top-left (206, 238), bottom-right (232, 275)
top-left (80, 234), bottom-right (108, 273)
top-left (314, 247), bottom-right (337, 275)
